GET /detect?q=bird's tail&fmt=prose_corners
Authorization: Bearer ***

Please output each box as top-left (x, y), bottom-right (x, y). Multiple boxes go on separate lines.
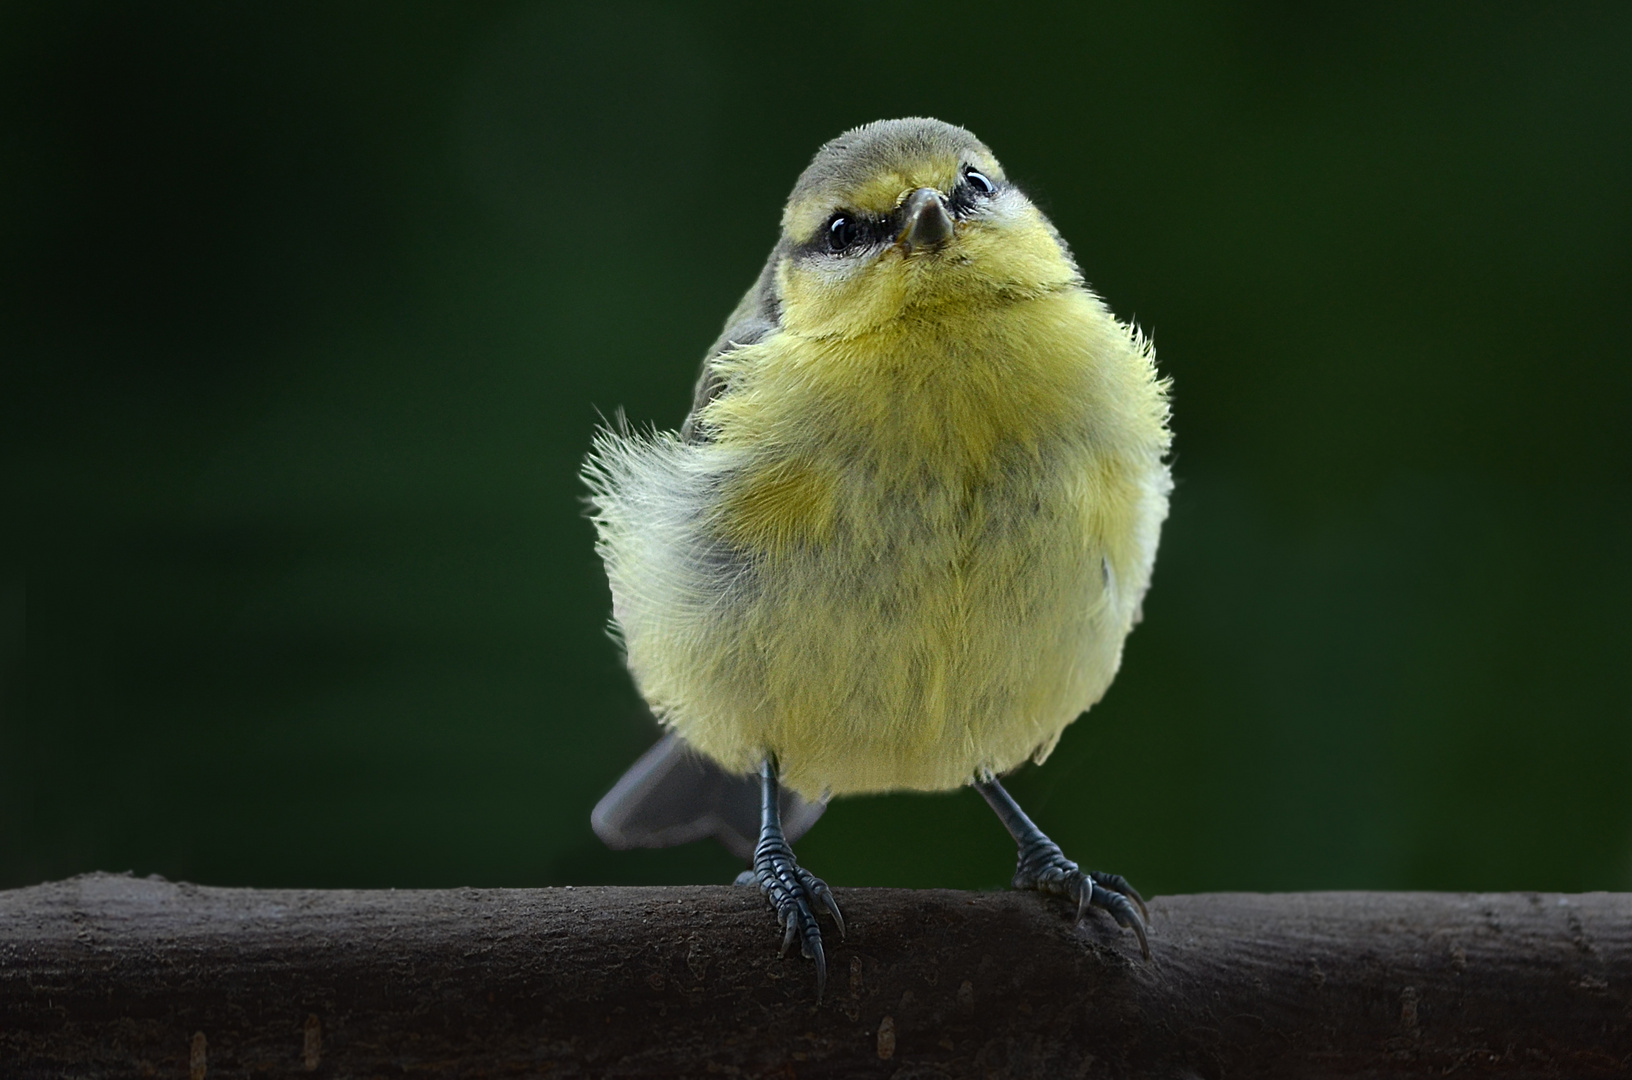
top-left (591, 732), bottom-right (826, 861)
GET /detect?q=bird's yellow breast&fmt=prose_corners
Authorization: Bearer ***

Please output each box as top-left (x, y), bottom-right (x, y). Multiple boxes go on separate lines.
top-left (589, 286), bottom-right (1171, 798)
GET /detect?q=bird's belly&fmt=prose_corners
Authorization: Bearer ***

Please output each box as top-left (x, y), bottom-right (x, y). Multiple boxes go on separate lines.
top-left (693, 461), bottom-right (1130, 797)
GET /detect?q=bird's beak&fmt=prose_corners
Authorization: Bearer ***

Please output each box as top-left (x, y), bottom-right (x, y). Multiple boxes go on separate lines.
top-left (897, 187), bottom-right (953, 255)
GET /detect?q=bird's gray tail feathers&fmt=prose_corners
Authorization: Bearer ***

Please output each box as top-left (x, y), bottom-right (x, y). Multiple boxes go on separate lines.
top-left (591, 733), bottom-right (826, 860)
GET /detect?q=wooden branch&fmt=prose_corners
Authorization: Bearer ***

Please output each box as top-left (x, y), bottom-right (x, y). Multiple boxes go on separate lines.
top-left (2, 874), bottom-right (1628, 1078)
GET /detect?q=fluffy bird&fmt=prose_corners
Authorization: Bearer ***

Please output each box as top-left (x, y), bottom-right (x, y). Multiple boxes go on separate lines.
top-left (585, 118), bottom-right (1171, 995)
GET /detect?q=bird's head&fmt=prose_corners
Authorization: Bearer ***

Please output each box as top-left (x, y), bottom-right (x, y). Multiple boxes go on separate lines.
top-left (773, 118), bottom-right (1082, 340)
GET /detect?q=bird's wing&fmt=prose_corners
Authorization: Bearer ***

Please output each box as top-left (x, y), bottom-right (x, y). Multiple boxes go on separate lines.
top-left (595, 245), bottom-right (807, 860)
top-left (680, 243), bottom-right (786, 444)
top-left (591, 732), bottom-right (826, 860)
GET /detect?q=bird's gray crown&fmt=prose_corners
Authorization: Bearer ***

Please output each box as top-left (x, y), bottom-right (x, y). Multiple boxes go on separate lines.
top-left (788, 118), bottom-right (998, 209)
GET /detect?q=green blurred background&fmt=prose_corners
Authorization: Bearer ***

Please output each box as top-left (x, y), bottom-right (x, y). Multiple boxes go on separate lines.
top-left (3, 1), bottom-right (1629, 896)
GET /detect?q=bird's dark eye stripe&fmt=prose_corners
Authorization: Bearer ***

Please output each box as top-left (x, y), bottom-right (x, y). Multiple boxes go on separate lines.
top-left (946, 166), bottom-right (999, 218)
top-left (819, 210), bottom-right (890, 256)
top-left (805, 171), bottom-right (997, 257)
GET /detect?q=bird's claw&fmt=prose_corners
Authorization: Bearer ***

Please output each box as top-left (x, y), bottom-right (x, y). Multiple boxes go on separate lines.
top-left (812, 878), bottom-right (846, 938)
top-left (1089, 869), bottom-right (1150, 924)
top-left (752, 837), bottom-right (843, 999)
top-left (1015, 840), bottom-right (1151, 961)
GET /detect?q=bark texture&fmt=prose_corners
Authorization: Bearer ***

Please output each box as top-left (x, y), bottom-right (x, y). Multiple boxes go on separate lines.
top-left (2, 873), bottom-right (1629, 1078)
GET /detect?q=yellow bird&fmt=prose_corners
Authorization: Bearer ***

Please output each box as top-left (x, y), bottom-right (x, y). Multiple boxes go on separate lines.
top-left (586, 118), bottom-right (1171, 995)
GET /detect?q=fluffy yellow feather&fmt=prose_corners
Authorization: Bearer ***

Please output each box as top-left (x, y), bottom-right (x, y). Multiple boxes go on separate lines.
top-left (585, 119), bottom-right (1171, 802)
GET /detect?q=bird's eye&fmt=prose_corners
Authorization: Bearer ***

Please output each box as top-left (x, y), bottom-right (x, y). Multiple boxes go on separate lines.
top-left (965, 168), bottom-right (996, 196)
top-left (827, 214), bottom-right (862, 254)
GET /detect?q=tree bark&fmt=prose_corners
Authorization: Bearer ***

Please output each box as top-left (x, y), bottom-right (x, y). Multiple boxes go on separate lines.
top-left (1, 873), bottom-right (1628, 1078)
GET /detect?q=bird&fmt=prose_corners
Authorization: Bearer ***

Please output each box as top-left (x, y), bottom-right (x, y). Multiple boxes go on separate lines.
top-left (584, 117), bottom-right (1171, 998)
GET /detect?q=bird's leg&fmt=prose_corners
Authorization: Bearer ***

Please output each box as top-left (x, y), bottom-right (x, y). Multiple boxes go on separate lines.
top-left (743, 758), bottom-right (843, 999)
top-left (974, 773), bottom-right (1150, 960)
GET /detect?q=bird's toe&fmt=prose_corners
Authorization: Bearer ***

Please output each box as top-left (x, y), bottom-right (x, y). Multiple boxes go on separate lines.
top-left (752, 840), bottom-right (840, 999)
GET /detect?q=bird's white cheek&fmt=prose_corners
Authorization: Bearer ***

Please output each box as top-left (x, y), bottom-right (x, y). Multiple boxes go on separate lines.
top-left (780, 259), bottom-right (904, 337)
top-left (800, 255), bottom-right (874, 288)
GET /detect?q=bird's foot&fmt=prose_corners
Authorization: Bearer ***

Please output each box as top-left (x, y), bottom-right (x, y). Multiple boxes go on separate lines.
top-left (747, 835), bottom-right (844, 1000)
top-left (1013, 837), bottom-right (1150, 960)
